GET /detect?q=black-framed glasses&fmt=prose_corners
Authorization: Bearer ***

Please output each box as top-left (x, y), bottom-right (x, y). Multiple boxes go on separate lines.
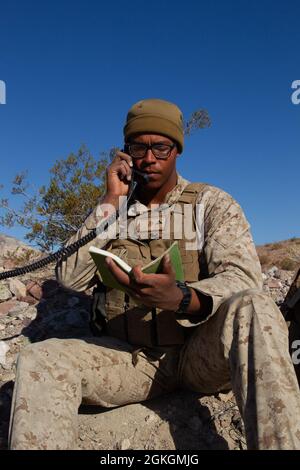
top-left (126, 142), bottom-right (176, 159)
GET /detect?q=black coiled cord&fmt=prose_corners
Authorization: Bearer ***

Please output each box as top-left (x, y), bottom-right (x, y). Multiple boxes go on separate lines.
top-left (0, 181), bottom-right (137, 281)
top-left (0, 228), bottom-right (97, 280)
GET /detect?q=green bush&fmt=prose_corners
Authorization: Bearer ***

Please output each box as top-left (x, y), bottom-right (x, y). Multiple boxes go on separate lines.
top-left (279, 257), bottom-right (298, 271)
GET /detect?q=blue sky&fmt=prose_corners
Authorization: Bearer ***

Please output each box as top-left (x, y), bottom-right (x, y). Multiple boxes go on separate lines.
top-left (0, 0), bottom-right (299, 246)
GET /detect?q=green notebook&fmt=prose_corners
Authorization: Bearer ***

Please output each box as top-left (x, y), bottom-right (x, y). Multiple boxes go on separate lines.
top-left (89, 241), bottom-right (184, 292)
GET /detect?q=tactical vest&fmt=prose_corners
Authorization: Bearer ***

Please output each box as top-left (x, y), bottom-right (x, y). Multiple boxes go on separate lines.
top-left (91, 183), bottom-right (206, 347)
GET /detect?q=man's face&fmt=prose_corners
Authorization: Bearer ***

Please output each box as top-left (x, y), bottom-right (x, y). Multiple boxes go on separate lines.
top-left (127, 134), bottom-right (179, 190)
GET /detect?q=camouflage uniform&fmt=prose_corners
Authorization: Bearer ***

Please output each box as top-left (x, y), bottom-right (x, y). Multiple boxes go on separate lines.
top-left (9, 175), bottom-right (300, 449)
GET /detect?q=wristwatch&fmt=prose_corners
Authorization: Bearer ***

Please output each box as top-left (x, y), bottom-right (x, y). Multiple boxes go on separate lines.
top-left (175, 281), bottom-right (192, 315)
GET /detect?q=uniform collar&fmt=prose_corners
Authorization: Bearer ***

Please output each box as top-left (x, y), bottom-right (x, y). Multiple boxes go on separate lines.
top-left (127, 173), bottom-right (190, 216)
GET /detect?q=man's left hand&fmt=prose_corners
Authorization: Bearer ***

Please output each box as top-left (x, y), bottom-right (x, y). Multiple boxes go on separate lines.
top-left (105, 255), bottom-right (183, 311)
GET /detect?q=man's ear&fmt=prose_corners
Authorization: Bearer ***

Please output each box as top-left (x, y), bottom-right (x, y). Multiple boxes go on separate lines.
top-left (174, 144), bottom-right (181, 158)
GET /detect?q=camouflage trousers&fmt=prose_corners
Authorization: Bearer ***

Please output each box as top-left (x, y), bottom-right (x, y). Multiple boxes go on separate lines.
top-left (9, 289), bottom-right (300, 450)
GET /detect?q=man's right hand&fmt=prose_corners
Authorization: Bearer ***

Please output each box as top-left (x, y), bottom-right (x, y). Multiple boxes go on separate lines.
top-left (105, 150), bottom-right (133, 201)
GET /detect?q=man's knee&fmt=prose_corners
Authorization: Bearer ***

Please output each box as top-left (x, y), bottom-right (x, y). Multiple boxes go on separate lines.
top-left (226, 288), bottom-right (267, 307)
top-left (17, 338), bottom-right (66, 370)
top-left (224, 288), bottom-right (285, 322)
top-left (221, 288), bottom-right (288, 347)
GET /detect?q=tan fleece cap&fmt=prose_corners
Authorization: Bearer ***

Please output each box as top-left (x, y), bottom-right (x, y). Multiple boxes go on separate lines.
top-left (123, 98), bottom-right (184, 153)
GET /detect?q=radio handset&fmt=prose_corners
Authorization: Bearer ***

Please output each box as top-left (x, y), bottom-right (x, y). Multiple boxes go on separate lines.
top-left (122, 144), bottom-right (149, 185)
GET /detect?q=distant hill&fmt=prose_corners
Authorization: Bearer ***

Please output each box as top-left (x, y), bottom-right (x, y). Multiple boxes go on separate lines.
top-left (0, 233), bottom-right (40, 264)
top-left (256, 238), bottom-right (300, 271)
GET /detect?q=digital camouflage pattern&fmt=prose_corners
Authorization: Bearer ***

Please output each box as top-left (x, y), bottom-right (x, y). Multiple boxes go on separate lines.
top-left (9, 175), bottom-right (300, 449)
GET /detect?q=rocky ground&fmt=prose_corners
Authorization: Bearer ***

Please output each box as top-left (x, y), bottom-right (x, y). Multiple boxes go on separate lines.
top-left (0, 235), bottom-right (296, 450)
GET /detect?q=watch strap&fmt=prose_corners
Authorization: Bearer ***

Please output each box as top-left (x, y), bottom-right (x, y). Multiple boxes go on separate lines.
top-left (175, 281), bottom-right (191, 314)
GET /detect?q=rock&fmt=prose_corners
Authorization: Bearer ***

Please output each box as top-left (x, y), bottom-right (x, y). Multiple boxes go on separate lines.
top-left (0, 300), bottom-right (18, 316)
top-left (145, 414), bottom-right (156, 423)
top-left (267, 279), bottom-right (282, 289)
top-left (9, 279), bottom-right (27, 299)
top-left (16, 312), bottom-right (25, 320)
top-left (24, 306), bottom-right (37, 320)
top-left (277, 270), bottom-right (293, 283)
top-left (26, 281), bottom-right (43, 300)
top-left (120, 438), bottom-right (131, 450)
top-left (266, 266), bottom-right (279, 277)
top-left (231, 412), bottom-right (245, 434)
top-left (217, 390), bottom-right (234, 403)
top-left (7, 301), bottom-right (29, 316)
top-left (19, 295), bottom-right (37, 305)
top-left (0, 284), bottom-right (12, 302)
top-left (3, 259), bottom-right (17, 270)
top-left (0, 341), bottom-right (10, 366)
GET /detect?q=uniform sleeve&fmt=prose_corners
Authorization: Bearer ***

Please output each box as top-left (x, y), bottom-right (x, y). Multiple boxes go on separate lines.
top-left (177, 187), bottom-right (263, 327)
top-left (55, 201), bottom-right (115, 292)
